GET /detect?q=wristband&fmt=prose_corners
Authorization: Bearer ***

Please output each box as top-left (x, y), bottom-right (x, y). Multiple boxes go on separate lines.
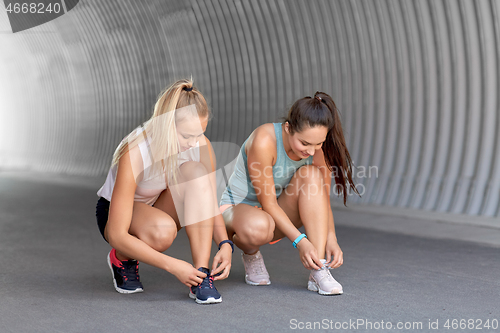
top-left (292, 233), bottom-right (307, 248)
top-left (218, 239), bottom-right (234, 253)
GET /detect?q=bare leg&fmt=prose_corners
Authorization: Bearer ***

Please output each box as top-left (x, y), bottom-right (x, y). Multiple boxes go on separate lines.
top-left (222, 204), bottom-right (274, 254)
top-left (274, 165), bottom-right (329, 259)
top-left (167, 161), bottom-right (216, 269)
top-left (221, 166), bottom-right (329, 258)
top-left (106, 200), bottom-right (179, 261)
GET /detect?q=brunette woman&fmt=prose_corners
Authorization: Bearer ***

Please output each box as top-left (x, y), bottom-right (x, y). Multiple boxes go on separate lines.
top-left (219, 92), bottom-right (357, 295)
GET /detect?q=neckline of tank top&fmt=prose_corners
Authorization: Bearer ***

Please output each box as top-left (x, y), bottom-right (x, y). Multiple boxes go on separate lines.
top-left (276, 122), bottom-right (308, 164)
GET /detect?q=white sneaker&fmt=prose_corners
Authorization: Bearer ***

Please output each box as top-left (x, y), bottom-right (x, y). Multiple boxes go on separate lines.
top-left (308, 259), bottom-right (343, 295)
top-left (241, 251), bottom-right (271, 285)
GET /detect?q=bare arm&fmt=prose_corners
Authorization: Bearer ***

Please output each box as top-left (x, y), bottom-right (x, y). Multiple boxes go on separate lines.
top-left (247, 128), bottom-right (302, 242)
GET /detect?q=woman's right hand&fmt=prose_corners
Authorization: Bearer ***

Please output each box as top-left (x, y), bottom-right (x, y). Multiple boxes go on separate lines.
top-left (296, 238), bottom-right (322, 270)
top-left (170, 259), bottom-right (206, 287)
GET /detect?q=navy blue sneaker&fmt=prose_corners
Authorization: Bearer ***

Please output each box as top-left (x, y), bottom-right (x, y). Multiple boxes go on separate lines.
top-left (107, 248), bottom-right (144, 294)
top-left (188, 267), bottom-right (222, 304)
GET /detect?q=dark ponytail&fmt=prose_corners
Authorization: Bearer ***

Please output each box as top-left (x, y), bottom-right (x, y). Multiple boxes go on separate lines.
top-left (284, 91), bottom-right (359, 205)
top-left (315, 92), bottom-right (359, 205)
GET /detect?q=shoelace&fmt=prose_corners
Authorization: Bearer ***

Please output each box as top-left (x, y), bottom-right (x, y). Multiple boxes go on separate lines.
top-left (120, 260), bottom-right (140, 282)
top-left (314, 267), bottom-right (338, 285)
top-left (246, 254), bottom-right (267, 275)
top-left (199, 274), bottom-right (215, 289)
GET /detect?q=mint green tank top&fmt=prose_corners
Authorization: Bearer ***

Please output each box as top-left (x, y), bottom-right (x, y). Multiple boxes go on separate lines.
top-left (220, 122), bottom-right (314, 207)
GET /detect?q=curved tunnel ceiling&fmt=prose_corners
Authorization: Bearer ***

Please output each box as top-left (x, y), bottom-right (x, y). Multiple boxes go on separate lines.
top-left (0, 0), bottom-right (499, 217)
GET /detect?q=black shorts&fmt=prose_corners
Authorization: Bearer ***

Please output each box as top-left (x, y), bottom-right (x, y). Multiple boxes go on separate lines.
top-left (95, 197), bottom-right (110, 243)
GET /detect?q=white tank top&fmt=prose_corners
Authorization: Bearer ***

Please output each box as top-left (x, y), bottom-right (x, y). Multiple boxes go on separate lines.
top-left (97, 127), bottom-right (200, 206)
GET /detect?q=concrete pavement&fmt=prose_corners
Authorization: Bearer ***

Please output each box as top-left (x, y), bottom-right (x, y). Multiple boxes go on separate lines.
top-left (0, 171), bottom-right (499, 333)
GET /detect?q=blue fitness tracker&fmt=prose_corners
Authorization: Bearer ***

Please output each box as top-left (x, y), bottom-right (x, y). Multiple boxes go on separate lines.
top-left (293, 233), bottom-right (307, 248)
top-left (218, 239), bottom-right (234, 253)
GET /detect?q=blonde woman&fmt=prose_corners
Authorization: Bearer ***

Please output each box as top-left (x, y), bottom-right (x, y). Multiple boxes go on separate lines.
top-left (96, 79), bottom-right (232, 304)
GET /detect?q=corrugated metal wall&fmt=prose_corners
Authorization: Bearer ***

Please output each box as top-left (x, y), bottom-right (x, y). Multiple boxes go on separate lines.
top-left (1, 0), bottom-right (499, 217)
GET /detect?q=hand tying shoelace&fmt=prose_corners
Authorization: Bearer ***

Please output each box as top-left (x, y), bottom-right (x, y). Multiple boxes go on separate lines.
top-left (189, 267), bottom-right (222, 304)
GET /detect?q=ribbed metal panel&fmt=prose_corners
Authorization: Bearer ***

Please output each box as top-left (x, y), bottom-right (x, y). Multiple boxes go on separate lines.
top-left (1, 0), bottom-right (499, 218)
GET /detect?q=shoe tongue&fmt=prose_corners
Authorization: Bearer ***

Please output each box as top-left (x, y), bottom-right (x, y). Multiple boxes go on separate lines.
top-left (319, 259), bottom-right (328, 269)
top-left (123, 260), bottom-right (137, 268)
top-left (198, 268), bottom-right (213, 288)
top-left (198, 267), bottom-right (210, 274)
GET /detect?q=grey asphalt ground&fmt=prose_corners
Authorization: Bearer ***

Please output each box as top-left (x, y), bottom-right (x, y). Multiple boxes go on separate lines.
top-left (1, 171), bottom-right (499, 333)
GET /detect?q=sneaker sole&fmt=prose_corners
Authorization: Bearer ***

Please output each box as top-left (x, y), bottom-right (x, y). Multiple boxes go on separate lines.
top-left (307, 280), bottom-right (343, 295)
top-left (189, 291), bottom-right (222, 304)
top-left (245, 276), bottom-right (271, 286)
top-left (107, 253), bottom-right (144, 294)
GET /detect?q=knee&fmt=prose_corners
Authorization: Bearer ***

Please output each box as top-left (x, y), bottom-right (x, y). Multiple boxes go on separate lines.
top-left (288, 165), bottom-right (325, 198)
top-left (179, 162), bottom-right (211, 195)
top-left (297, 165), bottom-right (324, 187)
top-left (239, 215), bottom-right (274, 246)
top-left (140, 218), bottom-right (177, 252)
top-left (180, 161), bottom-right (209, 181)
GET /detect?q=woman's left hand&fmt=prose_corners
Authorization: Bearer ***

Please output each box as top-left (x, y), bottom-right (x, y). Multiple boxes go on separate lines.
top-left (325, 234), bottom-right (343, 269)
top-left (211, 243), bottom-right (232, 280)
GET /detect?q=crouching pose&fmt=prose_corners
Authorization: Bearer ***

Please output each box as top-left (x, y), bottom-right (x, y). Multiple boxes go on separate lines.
top-left (96, 79), bottom-right (233, 304)
top-left (219, 92), bottom-right (358, 295)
